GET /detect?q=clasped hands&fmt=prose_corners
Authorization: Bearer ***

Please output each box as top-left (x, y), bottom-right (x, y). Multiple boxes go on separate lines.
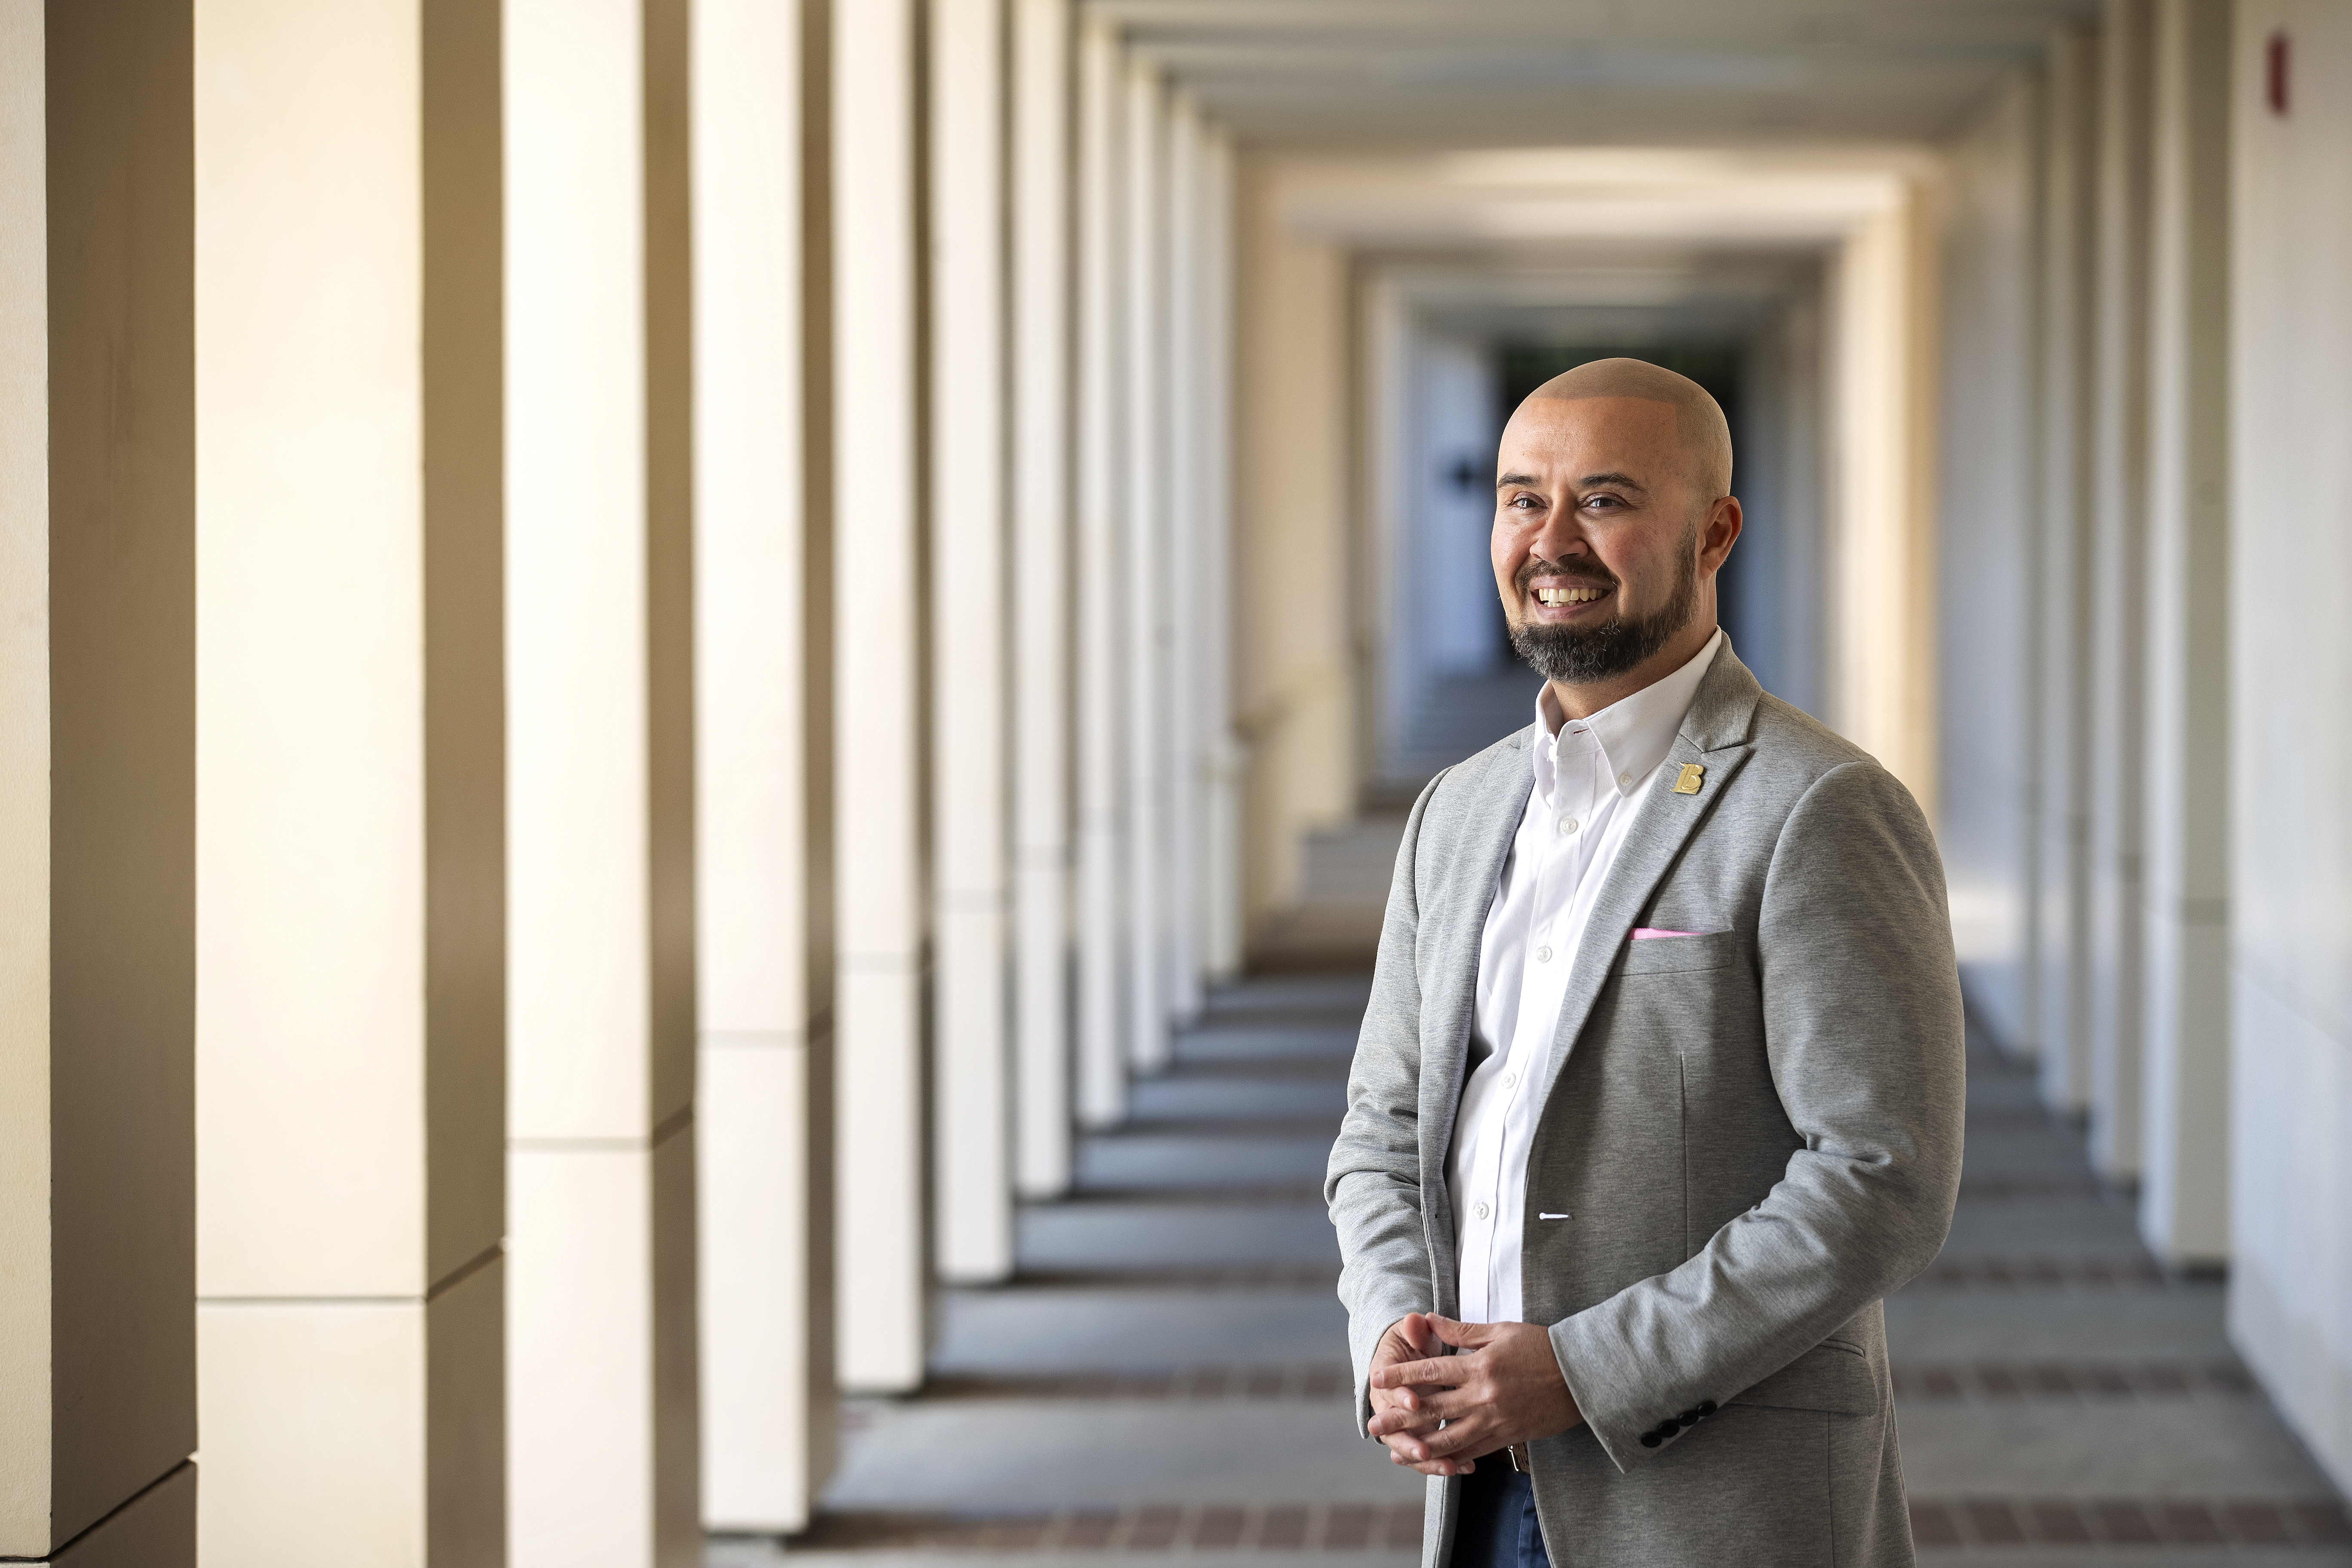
top-left (1364, 1311), bottom-right (1583, 1476)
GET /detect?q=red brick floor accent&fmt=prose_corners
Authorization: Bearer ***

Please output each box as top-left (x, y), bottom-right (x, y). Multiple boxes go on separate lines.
top-left (1956, 1174), bottom-right (2107, 1200)
top-left (1908, 1496), bottom-right (2352, 1550)
top-left (1890, 1359), bottom-right (2257, 1401)
top-left (787, 1500), bottom-right (1428, 1552)
top-left (1914, 1255), bottom-right (2169, 1287)
top-left (910, 1363), bottom-right (1357, 1402)
top-left (783, 1496), bottom-right (2352, 1552)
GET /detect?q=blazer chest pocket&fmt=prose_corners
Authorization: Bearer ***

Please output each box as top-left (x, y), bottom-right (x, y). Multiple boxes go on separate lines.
top-left (1619, 928), bottom-right (1738, 976)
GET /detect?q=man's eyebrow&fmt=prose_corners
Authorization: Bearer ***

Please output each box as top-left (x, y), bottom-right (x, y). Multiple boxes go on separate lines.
top-left (1493, 470), bottom-right (1650, 491)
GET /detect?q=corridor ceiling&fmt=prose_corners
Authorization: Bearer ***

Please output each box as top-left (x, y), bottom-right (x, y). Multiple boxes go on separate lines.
top-left (1094, 0), bottom-right (2100, 148)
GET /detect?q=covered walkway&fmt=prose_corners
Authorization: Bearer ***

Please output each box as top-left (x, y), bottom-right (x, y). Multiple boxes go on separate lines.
top-left (728, 974), bottom-right (1420, 1564)
top-left (13, 1), bottom-right (2352, 1563)
top-left (717, 973), bottom-right (2350, 1565)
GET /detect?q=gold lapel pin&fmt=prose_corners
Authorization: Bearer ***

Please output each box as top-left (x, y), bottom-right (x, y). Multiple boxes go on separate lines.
top-left (1672, 763), bottom-right (1706, 795)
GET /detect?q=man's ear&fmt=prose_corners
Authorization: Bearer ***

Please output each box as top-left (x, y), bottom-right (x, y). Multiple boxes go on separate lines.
top-left (1701, 496), bottom-right (1742, 566)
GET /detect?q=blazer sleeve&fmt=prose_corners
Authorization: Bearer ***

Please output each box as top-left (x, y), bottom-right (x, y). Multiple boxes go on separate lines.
top-left (1548, 758), bottom-right (1966, 1473)
top-left (1326, 768), bottom-right (1448, 1436)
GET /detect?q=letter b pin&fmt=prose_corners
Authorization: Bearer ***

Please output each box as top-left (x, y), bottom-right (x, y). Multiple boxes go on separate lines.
top-left (1672, 763), bottom-right (1705, 795)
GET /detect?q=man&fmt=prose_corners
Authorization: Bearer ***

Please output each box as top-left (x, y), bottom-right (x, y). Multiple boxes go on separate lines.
top-left (1326, 358), bottom-right (1964, 1568)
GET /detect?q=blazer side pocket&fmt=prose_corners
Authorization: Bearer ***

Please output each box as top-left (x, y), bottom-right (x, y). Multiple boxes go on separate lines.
top-left (1620, 928), bottom-right (1739, 975)
top-left (1733, 1339), bottom-right (1878, 1417)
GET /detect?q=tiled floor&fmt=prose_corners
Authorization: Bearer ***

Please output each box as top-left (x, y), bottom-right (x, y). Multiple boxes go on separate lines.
top-left (711, 974), bottom-right (2351, 1565)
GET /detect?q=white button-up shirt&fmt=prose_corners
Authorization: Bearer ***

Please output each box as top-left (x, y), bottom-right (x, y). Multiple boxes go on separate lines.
top-left (1448, 630), bottom-right (1721, 1324)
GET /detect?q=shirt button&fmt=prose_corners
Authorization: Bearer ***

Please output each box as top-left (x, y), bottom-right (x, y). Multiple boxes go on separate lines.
top-left (1502, 1071), bottom-right (1518, 1088)
top-left (1559, 815), bottom-right (1578, 834)
top-left (1618, 772), bottom-right (1632, 787)
top-left (1474, 1202), bottom-right (1490, 1221)
top-left (1535, 945), bottom-right (1553, 963)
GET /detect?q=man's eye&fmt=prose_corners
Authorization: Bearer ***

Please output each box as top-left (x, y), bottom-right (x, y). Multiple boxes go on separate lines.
top-left (1509, 494), bottom-right (1541, 509)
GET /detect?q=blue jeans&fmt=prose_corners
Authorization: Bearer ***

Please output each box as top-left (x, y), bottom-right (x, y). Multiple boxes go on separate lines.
top-left (1452, 1458), bottom-right (1553, 1568)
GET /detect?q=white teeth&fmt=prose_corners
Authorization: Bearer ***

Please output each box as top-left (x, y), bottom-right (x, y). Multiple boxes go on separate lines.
top-left (1535, 587), bottom-right (1603, 606)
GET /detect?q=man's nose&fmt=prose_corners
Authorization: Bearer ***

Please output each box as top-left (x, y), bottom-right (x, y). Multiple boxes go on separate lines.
top-left (1528, 515), bottom-right (1590, 565)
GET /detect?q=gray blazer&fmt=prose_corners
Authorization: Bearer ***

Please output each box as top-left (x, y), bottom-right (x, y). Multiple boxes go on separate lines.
top-left (1327, 640), bottom-right (1964, 1568)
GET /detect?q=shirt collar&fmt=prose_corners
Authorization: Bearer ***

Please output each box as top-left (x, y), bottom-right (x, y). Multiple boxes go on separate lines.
top-left (1532, 628), bottom-right (1723, 802)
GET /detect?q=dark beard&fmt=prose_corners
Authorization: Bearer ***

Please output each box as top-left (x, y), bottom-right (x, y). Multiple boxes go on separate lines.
top-left (1508, 540), bottom-right (1699, 686)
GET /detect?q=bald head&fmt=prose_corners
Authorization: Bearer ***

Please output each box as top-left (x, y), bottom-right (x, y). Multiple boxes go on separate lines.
top-left (1515, 357), bottom-right (1733, 499)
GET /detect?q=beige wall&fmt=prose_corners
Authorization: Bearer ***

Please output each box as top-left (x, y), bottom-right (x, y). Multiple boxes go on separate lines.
top-left (1824, 185), bottom-right (1943, 819)
top-left (1230, 149), bottom-right (1945, 931)
top-left (1233, 155), bottom-right (1357, 929)
top-left (1, 1), bottom-right (198, 1560)
top-left (2226, 0), bottom-right (2352, 1497)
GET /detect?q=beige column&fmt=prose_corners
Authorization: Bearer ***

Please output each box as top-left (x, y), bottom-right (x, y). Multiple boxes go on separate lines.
top-left (1121, 58), bottom-right (1169, 1075)
top-left (2086, 0), bottom-right (2154, 1181)
top-left (1073, 15), bottom-right (1128, 1128)
top-left (2034, 26), bottom-right (2102, 1118)
top-left (1011, 0), bottom-right (1074, 1198)
top-left (930, 0), bottom-right (1016, 1286)
top-left (192, 2), bottom-right (502, 1562)
top-left (832, 0), bottom-right (928, 1393)
top-left (1196, 128), bottom-right (1246, 985)
top-left (1162, 92), bottom-right (1204, 1025)
top-left (0, 3), bottom-right (197, 1561)
top-left (691, 0), bottom-right (835, 1531)
top-left (503, 0), bottom-right (698, 1560)
top-left (2135, 0), bottom-right (2232, 1265)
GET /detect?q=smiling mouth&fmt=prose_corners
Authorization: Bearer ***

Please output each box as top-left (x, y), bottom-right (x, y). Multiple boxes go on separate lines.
top-left (1533, 585), bottom-right (1608, 606)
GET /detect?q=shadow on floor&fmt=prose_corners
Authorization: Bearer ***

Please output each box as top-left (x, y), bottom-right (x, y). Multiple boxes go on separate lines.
top-left (711, 976), bottom-right (2351, 1565)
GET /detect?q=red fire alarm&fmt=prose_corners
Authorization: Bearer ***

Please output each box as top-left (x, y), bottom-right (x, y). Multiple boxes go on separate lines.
top-left (2267, 29), bottom-right (2290, 117)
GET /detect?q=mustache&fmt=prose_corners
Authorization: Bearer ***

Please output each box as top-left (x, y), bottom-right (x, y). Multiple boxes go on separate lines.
top-left (1514, 556), bottom-right (1618, 594)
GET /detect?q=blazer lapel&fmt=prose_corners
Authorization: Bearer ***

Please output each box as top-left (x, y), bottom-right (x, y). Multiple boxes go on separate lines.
top-left (1537, 642), bottom-right (1764, 1105)
top-left (1416, 730), bottom-right (1537, 1255)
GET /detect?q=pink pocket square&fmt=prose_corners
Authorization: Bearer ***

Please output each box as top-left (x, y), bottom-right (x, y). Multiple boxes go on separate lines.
top-left (1630, 928), bottom-right (1709, 940)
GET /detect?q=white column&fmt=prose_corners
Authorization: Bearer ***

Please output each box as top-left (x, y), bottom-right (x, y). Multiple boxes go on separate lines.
top-left (930, 0), bottom-right (1014, 1285)
top-left (1121, 58), bottom-right (1169, 1074)
top-left (193, 2), bottom-right (502, 1560)
top-left (692, 0), bottom-right (835, 1531)
top-left (1162, 93), bottom-right (1204, 1026)
top-left (1073, 16), bottom-right (1127, 1128)
top-left (1, 4), bottom-right (197, 1558)
top-left (2034, 25), bottom-right (2101, 1117)
top-left (2136, 0), bottom-right (2232, 1266)
top-left (2086, 0), bottom-right (2154, 1181)
top-left (505, 0), bottom-right (700, 1559)
top-left (1197, 128), bottom-right (1247, 986)
top-left (833, 0), bottom-right (928, 1392)
top-left (1011, 0), bottom-right (1074, 1198)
